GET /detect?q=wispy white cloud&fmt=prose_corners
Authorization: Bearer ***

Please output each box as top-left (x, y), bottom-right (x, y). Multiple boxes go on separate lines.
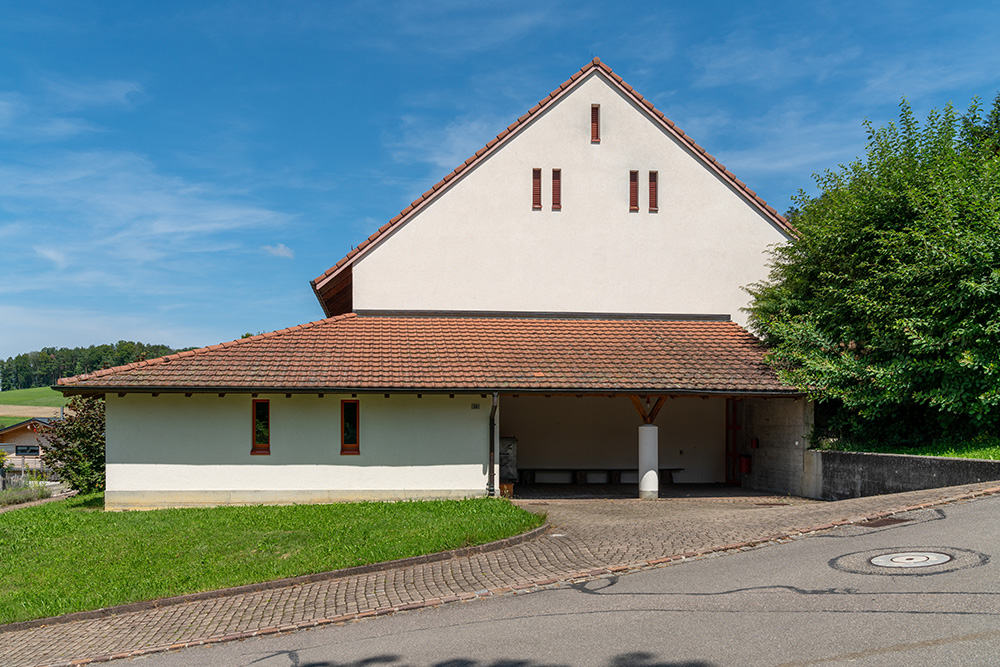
top-left (32, 246), bottom-right (68, 268)
top-left (386, 113), bottom-right (508, 173)
top-left (378, 3), bottom-right (559, 58)
top-left (0, 90), bottom-right (102, 142)
top-left (692, 32), bottom-right (861, 91)
top-left (42, 78), bottom-right (144, 110)
top-left (0, 149), bottom-right (293, 295)
top-left (263, 243), bottom-right (294, 259)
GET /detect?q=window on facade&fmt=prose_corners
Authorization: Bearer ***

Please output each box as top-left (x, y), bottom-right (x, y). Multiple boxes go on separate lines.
top-left (649, 171), bottom-right (658, 212)
top-left (341, 399), bottom-right (360, 455)
top-left (251, 399), bottom-right (270, 455)
top-left (552, 169), bottom-right (561, 210)
top-left (532, 168), bottom-right (542, 209)
top-left (15, 445), bottom-right (40, 456)
top-left (629, 171), bottom-right (639, 211)
top-left (591, 105), bottom-right (600, 142)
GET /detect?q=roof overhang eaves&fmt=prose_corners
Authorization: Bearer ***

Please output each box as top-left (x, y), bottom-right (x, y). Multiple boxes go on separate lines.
top-left (58, 385), bottom-right (803, 398)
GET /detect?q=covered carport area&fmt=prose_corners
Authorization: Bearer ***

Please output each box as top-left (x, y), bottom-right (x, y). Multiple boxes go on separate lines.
top-left (496, 391), bottom-right (811, 499)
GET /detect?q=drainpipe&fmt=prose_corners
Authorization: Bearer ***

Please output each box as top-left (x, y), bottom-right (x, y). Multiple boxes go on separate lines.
top-left (487, 392), bottom-right (499, 496)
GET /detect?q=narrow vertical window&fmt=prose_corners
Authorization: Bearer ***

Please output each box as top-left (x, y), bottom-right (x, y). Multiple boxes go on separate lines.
top-left (341, 399), bottom-right (360, 455)
top-left (251, 399), bottom-right (270, 455)
top-left (649, 171), bottom-right (658, 212)
top-left (629, 171), bottom-right (639, 211)
top-left (532, 168), bottom-right (542, 209)
top-left (591, 105), bottom-right (600, 142)
top-left (552, 169), bottom-right (561, 210)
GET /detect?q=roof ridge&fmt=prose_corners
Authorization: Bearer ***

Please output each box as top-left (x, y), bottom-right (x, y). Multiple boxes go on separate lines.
top-left (311, 57), bottom-right (791, 306)
top-left (55, 313), bottom-right (358, 386)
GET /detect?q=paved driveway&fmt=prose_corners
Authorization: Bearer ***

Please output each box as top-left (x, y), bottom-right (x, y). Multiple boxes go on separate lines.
top-left (2, 482), bottom-right (998, 667)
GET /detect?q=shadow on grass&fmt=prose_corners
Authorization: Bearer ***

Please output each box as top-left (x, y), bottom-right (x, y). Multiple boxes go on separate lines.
top-left (65, 493), bottom-right (104, 511)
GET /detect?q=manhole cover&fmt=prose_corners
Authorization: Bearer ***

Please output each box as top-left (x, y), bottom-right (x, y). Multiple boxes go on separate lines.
top-left (830, 546), bottom-right (988, 576)
top-left (870, 552), bottom-right (952, 568)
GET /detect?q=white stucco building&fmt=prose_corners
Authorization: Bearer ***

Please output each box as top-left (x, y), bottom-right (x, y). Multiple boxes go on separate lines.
top-left (58, 59), bottom-right (809, 510)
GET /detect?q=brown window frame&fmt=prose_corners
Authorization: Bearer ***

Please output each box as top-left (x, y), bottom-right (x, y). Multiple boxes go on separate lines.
top-left (532, 168), bottom-right (542, 209)
top-left (591, 105), bottom-right (600, 143)
top-left (649, 171), bottom-right (658, 212)
top-left (341, 399), bottom-right (360, 455)
top-left (629, 171), bottom-right (639, 211)
top-left (251, 399), bottom-right (270, 455)
top-left (551, 169), bottom-right (561, 210)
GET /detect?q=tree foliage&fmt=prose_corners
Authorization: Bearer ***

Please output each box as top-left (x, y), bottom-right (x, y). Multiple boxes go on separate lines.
top-left (748, 95), bottom-right (1000, 445)
top-left (0, 341), bottom-right (193, 391)
top-left (39, 396), bottom-right (106, 493)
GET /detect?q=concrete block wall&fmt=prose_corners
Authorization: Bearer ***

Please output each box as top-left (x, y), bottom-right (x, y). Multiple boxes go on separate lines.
top-left (816, 450), bottom-right (1000, 500)
top-left (741, 397), bottom-right (813, 496)
top-left (752, 442), bottom-right (1000, 501)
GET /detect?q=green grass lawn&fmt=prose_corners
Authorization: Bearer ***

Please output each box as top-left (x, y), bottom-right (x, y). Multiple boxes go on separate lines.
top-left (815, 435), bottom-right (1000, 460)
top-left (0, 386), bottom-right (68, 408)
top-left (0, 494), bottom-right (544, 624)
top-left (0, 416), bottom-right (24, 428)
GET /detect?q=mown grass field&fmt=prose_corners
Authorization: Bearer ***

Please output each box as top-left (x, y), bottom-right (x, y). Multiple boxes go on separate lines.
top-left (816, 434), bottom-right (1000, 460)
top-left (0, 416), bottom-right (23, 428)
top-left (0, 387), bottom-right (68, 408)
top-left (0, 494), bottom-right (544, 624)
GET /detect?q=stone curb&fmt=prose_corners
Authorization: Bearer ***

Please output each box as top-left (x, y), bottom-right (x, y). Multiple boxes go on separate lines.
top-left (0, 521), bottom-right (551, 635)
top-left (0, 490), bottom-right (77, 515)
top-left (29, 484), bottom-right (1000, 667)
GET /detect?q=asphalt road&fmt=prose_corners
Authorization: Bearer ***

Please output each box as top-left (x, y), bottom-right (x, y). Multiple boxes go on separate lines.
top-left (134, 495), bottom-right (1000, 667)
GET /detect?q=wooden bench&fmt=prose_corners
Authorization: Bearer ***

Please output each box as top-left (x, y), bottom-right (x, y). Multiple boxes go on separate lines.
top-left (518, 468), bottom-right (684, 485)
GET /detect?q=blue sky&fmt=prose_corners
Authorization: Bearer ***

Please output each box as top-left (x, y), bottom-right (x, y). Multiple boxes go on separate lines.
top-left (2, 1), bottom-right (998, 361)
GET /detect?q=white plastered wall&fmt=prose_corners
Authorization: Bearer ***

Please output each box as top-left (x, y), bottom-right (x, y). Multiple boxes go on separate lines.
top-left (498, 395), bottom-right (725, 483)
top-left (105, 393), bottom-right (490, 509)
top-left (351, 71), bottom-right (789, 328)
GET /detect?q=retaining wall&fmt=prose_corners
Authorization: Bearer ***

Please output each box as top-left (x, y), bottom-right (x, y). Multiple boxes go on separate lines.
top-left (809, 450), bottom-right (1000, 500)
top-left (748, 445), bottom-right (1000, 500)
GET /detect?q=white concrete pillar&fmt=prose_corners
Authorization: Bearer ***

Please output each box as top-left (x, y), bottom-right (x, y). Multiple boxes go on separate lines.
top-left (638, 424), bottom-right (659, 500)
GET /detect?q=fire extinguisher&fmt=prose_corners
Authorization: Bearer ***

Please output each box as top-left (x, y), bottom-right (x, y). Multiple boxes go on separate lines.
top-left (738, 455), bottom-right (752, 475)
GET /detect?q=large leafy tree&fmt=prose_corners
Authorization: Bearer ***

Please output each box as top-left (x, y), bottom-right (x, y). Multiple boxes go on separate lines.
top-left (39, 396), bottom-right (106, 493)
top-left (748, 95), bottom-right (1000, 445)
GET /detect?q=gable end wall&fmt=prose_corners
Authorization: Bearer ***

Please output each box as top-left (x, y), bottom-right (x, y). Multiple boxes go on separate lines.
top-left (351, 72), bottom-right (788, 327)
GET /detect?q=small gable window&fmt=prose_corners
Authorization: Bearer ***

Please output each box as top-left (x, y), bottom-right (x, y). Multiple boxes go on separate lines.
top-left (532, 168), bottom-right (542, 209)
top-left (341, 399), bottom-right (360, 455)
top-left (552, 169), bottom-right (561, 210)
top-left (649, 171), bottom-right (658, 212)
top-left (251, 399), bottom-right (270, 455)
top-left (591, 105), bottom-right (600, 143)
top-left (629, 171), bottom-right (639, 211)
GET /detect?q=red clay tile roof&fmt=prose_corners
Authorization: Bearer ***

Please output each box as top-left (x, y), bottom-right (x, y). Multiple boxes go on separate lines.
top-left (311, 57), bottom-right (793, 315)
top-left (56, 314), bottom-right (796, 395)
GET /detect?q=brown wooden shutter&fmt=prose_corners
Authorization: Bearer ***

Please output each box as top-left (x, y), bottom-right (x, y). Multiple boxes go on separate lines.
top-left (649, 171), bottom-right (658, 212)
top-left (591, 105), bottom-right (600, 142)
top-left (629, 171), bottom-right (639, 211)
top-left (532, 168), bottom-right (542, 209)
top-left (552, 169), bottom-right (561, 210)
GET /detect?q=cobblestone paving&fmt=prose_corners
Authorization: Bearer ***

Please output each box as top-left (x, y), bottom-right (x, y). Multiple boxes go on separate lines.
top-left (3, 482), bottom-right (999, 667)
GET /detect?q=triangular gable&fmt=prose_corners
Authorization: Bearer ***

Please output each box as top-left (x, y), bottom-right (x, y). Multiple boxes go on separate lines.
top-left (311, 58), bottom-right (792, 317)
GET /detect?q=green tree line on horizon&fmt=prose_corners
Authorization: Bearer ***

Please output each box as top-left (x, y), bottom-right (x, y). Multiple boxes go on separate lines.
top-left (0, 341), bottom-right (195, 391)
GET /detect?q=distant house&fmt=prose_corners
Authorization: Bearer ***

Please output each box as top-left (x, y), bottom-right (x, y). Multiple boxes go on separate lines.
top-left (57, 59), bottom-right (811, 510)
top-left (0, 418), bottom-right (51, 471)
